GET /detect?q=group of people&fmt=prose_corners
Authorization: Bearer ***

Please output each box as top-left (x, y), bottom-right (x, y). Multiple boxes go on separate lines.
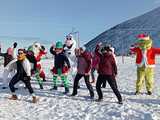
top-left (1, 33), bottom-right (159, 104)
top-left (0, 34), bottom-right (122, 104)
top-left (0, 42), bottom-right (46, 103)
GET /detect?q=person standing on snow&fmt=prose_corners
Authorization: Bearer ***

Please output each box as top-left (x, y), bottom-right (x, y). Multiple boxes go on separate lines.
top-left (63, 35), bottom-right (77, 86)
top-left (8, 49), bottom-right (38, 103)
top-left (130, 34), bottom-right (160, 95)
top-left (95, 44), bottom-right (122, 104)
top-left (90, 44), bottom-right (101, 84)
top-left (50, 41), bottom-right (71, 94)
top-left (27, 42), bottom-right (47, 89)
top-left (0, 42), bottom-right (17, 89)
top-left (100, 44), bottom-right (117, 88)
top-left (71, 47), bottom-right (94, 99)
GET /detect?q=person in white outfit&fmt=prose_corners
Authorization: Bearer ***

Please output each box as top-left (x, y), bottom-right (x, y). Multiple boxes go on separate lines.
top-left (8, 49), bottom-right (38, 103)
top-left (63, 35), bottom-right (77, 85)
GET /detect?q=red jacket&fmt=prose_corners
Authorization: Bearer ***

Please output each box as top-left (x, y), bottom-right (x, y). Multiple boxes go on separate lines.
top-left (35, 50), bottom-right (47, 62)
top-left (95, 45), bottom-right (117, 76)
top-left (91, 52), bottom-right (100, 69)
top-left (77, 51), bottom-right (92, 74)
top-left (130, 47), bottom-right (160, 66)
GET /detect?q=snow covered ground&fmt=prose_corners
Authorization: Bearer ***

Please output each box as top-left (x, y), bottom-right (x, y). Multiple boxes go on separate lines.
top-left (0, 56), bottom-right (160, 120)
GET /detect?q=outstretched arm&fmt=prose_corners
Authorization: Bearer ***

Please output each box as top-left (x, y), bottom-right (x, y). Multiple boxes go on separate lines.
top-left (50, 46), bottom-right (56, 55)
top-left (153, 48), bottom-right (160, 54)
top-left (129, 44), bottom-right (139, 54)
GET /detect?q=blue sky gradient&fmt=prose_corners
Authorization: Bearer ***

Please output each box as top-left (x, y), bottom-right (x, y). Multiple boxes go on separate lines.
top-left (0, 0), bottom-right (159, 45)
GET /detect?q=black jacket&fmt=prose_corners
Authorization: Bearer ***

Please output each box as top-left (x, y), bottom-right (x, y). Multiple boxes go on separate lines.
top-left (50, 46), bottom-right (70, 69)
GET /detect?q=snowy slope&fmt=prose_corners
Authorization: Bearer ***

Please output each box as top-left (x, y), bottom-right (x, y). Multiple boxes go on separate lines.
top-left (0, 56), bottom-right (160, 120)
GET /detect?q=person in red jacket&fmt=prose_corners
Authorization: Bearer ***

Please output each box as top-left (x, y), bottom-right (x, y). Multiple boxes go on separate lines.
top-left (35, 45), bottom-right (47, 82)
top-left (90, 47), bottom-right (100, 84)
top-left (95, 44), bottom-right (122, 104)
top-left (71, 47), bottom-right (94, 99)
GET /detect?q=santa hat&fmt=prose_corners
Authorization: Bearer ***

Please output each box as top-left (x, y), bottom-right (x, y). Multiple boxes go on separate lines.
top-left (137, 34), bottom-right (150, 40)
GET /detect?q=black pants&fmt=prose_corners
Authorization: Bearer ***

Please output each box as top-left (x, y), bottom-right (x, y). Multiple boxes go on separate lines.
top-left (72, 73), bottom-right (94, 97)
top-left (9, 74), bottom-right (34, 94)
top-left (96, 75), bottom-right (122, 102)
top-left (91, 68), bottom-right (107, 88)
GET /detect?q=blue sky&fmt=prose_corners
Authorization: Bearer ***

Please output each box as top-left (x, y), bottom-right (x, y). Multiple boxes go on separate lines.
top-left (0, 0), bottom-right (159, 45)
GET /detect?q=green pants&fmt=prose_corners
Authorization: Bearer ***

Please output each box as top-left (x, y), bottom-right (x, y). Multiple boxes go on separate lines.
top-left (136, 66), bottom-right (154, 92)
top-left (35, 70), bottom-right (43, 86)
top-left (52, 69), bottom-right (69, 88)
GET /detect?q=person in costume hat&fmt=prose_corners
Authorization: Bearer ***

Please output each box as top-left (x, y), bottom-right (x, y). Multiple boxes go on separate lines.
top-left (8, 49), bottom-right (38, 103)
top-left (50, 41), bottom-right (71, 94)
top-left (130, 33), bottom-right (160, 95)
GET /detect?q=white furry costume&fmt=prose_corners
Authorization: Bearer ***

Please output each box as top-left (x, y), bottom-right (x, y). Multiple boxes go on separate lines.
top-left (64, 35), bottom-right (77, 80)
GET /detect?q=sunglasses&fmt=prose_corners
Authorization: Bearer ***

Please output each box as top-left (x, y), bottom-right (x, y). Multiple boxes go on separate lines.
top-left (18, 52), bottom-right (24, 55)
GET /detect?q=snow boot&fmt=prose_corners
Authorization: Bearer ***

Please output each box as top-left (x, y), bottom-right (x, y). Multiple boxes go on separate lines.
top-left (147, 91), bottom-right (152, 95)
top-left (90, 92), bottom-right (94, 99)
top-left (50, 86), bottom-right (58, 91)
top-left (95, 98), bottom-right (103, 102)
top-left (118, 101), bottom-right (123, 104)
top-left (32, 96), bottom-right (38, 103)
top-left (2, 86), bottom-right (7, 89)
top-left (43, 78), bottom-right (46, 82)
top-left (135, 91), bottom-right (140, 95)
top-left (71, 92), bottom-right (77, 96)
top-left (64, 87), bottom-right (69, 94)
top-left (90, 95), bottom-right (94, 100)
top-left (40, 84), bottom-right (43, 89)
top-left (9, 95), bottom-right (18, 100)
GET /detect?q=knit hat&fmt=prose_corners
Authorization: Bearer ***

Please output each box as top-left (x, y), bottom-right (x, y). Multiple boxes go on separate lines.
top-left (56, 41), bottom-right (63, 48)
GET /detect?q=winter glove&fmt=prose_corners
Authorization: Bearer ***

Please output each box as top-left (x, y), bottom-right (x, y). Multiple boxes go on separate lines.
top-left (13, 42), bottom-right (17, 48)
top-left (41, 45), bottom-right (45, 51)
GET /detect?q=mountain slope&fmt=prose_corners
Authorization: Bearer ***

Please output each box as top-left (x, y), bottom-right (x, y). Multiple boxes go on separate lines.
top-left (85, 7), bottom-right (160, 55)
